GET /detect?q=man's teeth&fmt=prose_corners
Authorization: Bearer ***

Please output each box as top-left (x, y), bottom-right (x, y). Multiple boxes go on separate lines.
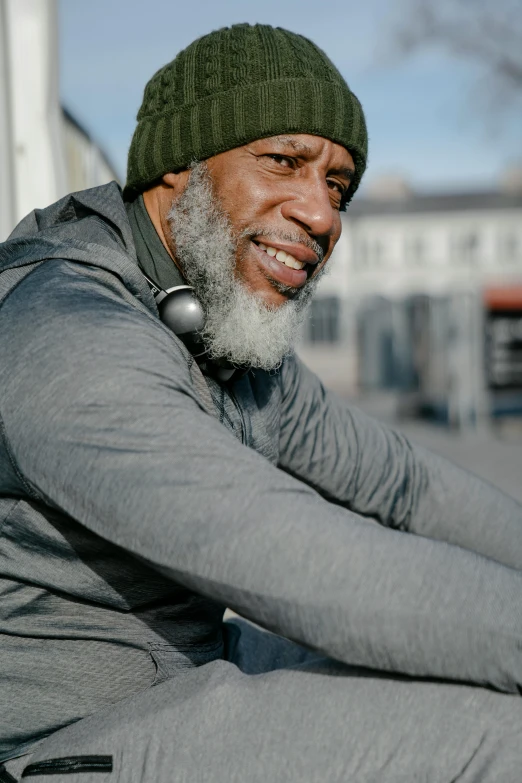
top-left (257, 242), bottom-right (305, 270)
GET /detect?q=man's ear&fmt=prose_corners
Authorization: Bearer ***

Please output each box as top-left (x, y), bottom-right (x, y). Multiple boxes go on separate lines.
top-left (162, 170), bottom-right (191, 194)
top-left (143, 170), bottom-right (190, 227)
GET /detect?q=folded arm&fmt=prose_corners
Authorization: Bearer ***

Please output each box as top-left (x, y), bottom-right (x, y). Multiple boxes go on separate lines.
top-left (279, 355), bottom-right (522, 570)
top-left (2, 262), bottom-right (522, 693)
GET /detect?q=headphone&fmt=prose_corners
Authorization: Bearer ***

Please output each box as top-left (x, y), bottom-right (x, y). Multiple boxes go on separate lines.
top-left (143, 274), bottom-right (241, 382)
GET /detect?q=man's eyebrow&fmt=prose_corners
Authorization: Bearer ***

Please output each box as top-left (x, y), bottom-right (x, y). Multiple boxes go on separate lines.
top-left (329, 166), bottom-right (355, 182)
top-left (269, 135), bottom-right (315, 155)
top-left (267, 136), bottom-right (355, 181)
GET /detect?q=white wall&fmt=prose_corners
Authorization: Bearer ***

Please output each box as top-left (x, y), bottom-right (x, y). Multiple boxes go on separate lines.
top-left (0, 0), bottom-right (16, 240)
top-left (321, 206), bottom-right (522, 303)
top-left (63, 116), bottom-right (120, 193)
top-left (0, 0), bottom-right (120, 241)
top-left (3, 0), bottom-right (67, 234)
top-left (301, 199), bottom-right (522, 401)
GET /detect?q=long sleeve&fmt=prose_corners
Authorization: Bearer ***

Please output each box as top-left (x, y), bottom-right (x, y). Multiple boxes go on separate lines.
top-left (279, 355), bottom-right (522, 570)
top-left (2, 261), bottom-right (522, 693)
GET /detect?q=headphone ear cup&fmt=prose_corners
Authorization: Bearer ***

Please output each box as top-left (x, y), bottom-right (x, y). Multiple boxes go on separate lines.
top-left (157, 287), bottom-right (207, 358)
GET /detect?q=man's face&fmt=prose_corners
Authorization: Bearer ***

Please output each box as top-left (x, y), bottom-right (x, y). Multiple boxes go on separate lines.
top-left (153, 133), bottom-right (355, 369)
top-left (200, 134), bottom-right (355, 308)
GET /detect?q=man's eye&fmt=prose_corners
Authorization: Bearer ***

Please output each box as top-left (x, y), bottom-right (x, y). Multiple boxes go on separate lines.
top-left (266, 154), bottom-right (294, 168)
top-left (327, 180), bottom-right (346, 197)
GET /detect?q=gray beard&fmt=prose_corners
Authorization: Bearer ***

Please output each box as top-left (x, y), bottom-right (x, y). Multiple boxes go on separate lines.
top-left (167, 162), bottom-right (326, 370)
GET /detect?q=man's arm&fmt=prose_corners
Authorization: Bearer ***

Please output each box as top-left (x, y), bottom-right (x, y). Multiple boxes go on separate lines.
top-left (2, 261), bottom-right (522, 692)
top-left (279, 354), bottom-right (522, 570)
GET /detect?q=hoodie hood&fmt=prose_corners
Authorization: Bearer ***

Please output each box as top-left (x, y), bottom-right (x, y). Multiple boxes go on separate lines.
top-left (0, 182), bottom-right (156, 315)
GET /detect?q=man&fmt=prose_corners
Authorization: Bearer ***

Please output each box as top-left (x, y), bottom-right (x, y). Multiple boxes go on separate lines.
top-left (1, 22), bottom-right (522, 782)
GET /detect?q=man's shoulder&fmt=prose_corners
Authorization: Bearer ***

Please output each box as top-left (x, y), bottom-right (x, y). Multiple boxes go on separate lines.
top-left (1, 181), bottom-right (137, 282)
top-left (0, 258), bottom-right (149, 358)
top-left (0, 183), bottom-right (157, 328)
top-left (6, 181), bottom-right (128, 243)
top-left (0, 255), bottom-right (197, 415)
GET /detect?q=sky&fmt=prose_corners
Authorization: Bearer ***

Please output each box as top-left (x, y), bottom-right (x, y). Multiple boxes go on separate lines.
top-left (58, 0), bottom-right (522, 193)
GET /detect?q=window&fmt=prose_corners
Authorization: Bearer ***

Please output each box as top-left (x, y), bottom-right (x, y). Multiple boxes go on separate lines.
top-left (306, 296), bottom-right (341, 344)
top-left (354, 238), bottom-right (384, 270)
top-left (452, 231), bottom-right (480, 266)
top-left (405, 236), bottom-right (426, 266)
top-left (354, 238), bottom-right (368, 270)
top-left (500, 232), bottom-right (520, 265)
top-left (371, 239), bottom-right (384, 267)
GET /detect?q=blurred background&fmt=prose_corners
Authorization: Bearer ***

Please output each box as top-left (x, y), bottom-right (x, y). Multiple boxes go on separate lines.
top-left (1, 0), bottom-right (521, 497)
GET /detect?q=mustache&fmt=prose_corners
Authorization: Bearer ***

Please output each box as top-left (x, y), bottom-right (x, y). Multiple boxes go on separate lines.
top-left (239, 226), bottom-right (325, 264)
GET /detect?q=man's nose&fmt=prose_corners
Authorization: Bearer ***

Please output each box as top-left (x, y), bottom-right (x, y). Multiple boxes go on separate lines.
top-left (280, 179), bottom-right (336, 239)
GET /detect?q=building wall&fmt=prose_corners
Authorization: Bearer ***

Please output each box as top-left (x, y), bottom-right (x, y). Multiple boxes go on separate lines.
top-left (63, 112), bottom-right (120, 194)
top-left (299, 193), bottom-right (522, 408)
top-left (0, 0), bottom-right (119, 241)
top-left (299, 219), bottom-right (358, 395)
top-left (0, 0), bottom-right (66, 237)
top-left (347, 207), bottom-right (522, 299)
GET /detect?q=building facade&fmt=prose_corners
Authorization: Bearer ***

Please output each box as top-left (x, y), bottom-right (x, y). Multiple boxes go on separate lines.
top-left (299, 180), bottom-right (522, 423)
top-left (0, 0), bottom-right (118, 242)
top-left (62, 108), bottom-right (119, 195)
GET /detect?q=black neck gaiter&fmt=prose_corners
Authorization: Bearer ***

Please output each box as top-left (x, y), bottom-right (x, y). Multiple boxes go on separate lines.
top-left (126, 194), bottom-right (185, 291)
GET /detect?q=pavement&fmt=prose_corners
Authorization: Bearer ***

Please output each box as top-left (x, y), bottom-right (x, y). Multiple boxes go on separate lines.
top-left (348, 392), bottom-right (522, 504)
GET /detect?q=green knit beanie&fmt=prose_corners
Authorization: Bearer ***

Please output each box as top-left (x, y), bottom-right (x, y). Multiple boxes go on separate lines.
top-left (126, 23), bottom-right (367, 203)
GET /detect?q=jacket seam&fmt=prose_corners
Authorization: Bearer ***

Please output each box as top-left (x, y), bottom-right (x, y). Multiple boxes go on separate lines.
top-left (147, 639), bottom-right (223, 653)
top-left (0, 498), bottom-right (20, 537)
top-left (0, 261), bottom-right (47, 315)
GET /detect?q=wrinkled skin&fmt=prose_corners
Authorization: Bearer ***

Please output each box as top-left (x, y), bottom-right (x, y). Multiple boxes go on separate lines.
top-left (143, 134), bottom-right (355, 308)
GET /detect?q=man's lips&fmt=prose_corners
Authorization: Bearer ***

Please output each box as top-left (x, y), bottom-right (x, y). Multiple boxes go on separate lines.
top-left (251, 241), bottom-right (308, 288)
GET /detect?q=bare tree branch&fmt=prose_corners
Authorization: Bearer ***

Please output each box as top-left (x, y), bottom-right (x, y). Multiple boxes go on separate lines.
top-left (392, 0), bottom-right (522, 107)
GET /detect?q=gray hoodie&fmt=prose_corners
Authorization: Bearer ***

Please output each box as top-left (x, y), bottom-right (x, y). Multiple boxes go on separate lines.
top-left (1, 182), bottom-right (522, 760)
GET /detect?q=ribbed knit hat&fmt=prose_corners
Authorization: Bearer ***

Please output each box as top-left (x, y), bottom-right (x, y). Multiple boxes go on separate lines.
top-left (126, 23), bottom-right (367, 203)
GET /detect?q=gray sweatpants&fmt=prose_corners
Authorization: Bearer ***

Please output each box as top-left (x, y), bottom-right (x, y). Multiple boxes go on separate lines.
top-left (6, 618), bottom-right (522, 783)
